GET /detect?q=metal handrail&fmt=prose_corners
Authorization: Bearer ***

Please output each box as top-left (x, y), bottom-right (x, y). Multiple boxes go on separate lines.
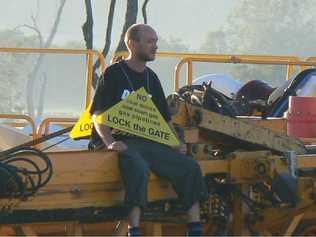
top-left (0, 114), bottom-right (36, 139)
top-left (174, 55), bottom-right (316, 90)
top-left (112, 51), bottom-right (315, 91)
top-left (0, 47), bottom-right (106, 108)
top-left (111, 51), bottom-right (227, 63)
top-left (37, 117), bottom-right (77, 136)
top-left (306, 57), bottom-right (316, 64)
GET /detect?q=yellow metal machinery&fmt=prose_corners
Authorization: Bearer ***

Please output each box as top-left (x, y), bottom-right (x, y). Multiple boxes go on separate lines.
top-left (1, 49), bottom-right (316, 235)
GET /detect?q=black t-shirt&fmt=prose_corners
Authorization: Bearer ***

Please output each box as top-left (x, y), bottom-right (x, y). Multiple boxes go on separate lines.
top-left (89, 60), bottom-right (171, 145)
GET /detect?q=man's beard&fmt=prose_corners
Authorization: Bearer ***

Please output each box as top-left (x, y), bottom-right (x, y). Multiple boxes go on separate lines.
top-left (137, 51), bottom-right (155, 62)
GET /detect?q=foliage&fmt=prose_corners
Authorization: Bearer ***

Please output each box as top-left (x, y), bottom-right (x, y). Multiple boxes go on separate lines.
top-left (0, 30), bottom-right (38, 113)
top-left (200, 0), bottom-right (316, 86)
top-left (61, 40), bottom-right (85, 49)
top-left (224, 0), bottom-right (316, 56)
top-left (158, 36), bottom-right (189, 52)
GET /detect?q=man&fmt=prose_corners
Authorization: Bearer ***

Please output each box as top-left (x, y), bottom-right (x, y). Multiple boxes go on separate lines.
top-left (89, 24), bottom-right (208, 236)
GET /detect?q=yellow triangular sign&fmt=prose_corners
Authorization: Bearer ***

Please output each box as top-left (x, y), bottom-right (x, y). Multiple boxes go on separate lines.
top-left (69, 104), bottom-right (93, 139)
top-left (96, 87), bottom-right (180, 146)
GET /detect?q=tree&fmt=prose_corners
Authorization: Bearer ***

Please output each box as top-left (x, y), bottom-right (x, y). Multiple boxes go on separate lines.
top-left (92, 0), bottom-right (117, 87)
top-left (19, 0), bottom-right (66, 117)
top-left (82, 0), bottom-right (148, 87)
top-left (100, 0), bottom-right (117, 59)
top-left (82, 0), bottom-right (94, 50)
top-left (224, 0), bottom-right (316, 56)
top-left (115, 0), bottom-right (138, 53)
top-left (200, 31), bottom-right (227, 53)
top-left (83, 0), bottom-right (138, 87)
top-left (82, 0), bottom-right (117, 88)
top-left (201, 0), bottom-right (316, 86)
top-left (0, 30), bottom-right (38, 113)
top-left (142, 0), bottom-right (150, 24)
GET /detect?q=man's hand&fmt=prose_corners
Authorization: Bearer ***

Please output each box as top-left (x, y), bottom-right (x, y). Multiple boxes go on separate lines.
top-left (173, 143), bottom-right (187, 154)
top-left (107, 141), bottom-right (128, 152)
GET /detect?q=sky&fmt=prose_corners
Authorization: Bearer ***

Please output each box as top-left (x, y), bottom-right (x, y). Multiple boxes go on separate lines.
top-left (0, 0), bottom-right (236, 51)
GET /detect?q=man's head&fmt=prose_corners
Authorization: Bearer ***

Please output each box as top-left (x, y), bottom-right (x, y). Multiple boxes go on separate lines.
top-left (124, 24), bottom-right (158, 62)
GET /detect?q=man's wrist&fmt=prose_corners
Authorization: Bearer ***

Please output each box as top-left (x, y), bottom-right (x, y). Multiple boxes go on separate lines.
top-left (101, 137), bottom-right (114, 147)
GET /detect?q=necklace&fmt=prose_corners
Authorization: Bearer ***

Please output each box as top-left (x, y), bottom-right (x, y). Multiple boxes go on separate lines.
top-left (119, 62), bottom-right (152, 98)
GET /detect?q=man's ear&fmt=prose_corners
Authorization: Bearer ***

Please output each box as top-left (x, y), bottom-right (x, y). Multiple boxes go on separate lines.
top-left (128, 39), bottom-right (135, 50)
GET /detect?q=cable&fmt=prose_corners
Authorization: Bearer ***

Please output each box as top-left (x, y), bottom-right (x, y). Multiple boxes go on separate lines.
top-left (0, 147), bottom-right (53, 199)
top-left (0, 126), bottom-right (73, 160)
top-left (0, 127), bottom-right (73, 202)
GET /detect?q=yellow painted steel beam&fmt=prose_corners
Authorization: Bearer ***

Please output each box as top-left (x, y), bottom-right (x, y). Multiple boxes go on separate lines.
top-left (284, 213), bottom-right (304, 236)
top-left (186, 104), bottom-right (306, 154)
top-left (8, 148), bottom-right (294, 211)
top-left (238, 116), bottom-right (287, 134)
top-left (251, 203), bottom-right (316, 235)
top-left (7, 149), bottom-right (230, 211)
top-left (10, 150), bottom-right (171, 209)
top-left (297, 155), bottom-right (316, 169)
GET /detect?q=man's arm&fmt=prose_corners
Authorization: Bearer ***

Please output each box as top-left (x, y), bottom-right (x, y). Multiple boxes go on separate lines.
top-left (92, 115), bottom-right (127, 152)
top-left (93, 115), bottom-right (114, 146)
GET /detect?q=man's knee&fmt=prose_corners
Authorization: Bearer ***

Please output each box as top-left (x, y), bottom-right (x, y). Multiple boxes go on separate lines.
top-left (181, 155), bottom-right (201, 173)
top-left (119, 153), bottom-right (150, 180)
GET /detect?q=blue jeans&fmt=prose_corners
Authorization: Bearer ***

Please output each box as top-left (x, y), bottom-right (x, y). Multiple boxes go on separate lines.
top-left (118, 137), bottom-right (208, 212)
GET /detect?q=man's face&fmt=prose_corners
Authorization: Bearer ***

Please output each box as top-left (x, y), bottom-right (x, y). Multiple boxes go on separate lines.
top-left (133, 28), bottom-right (158, 62)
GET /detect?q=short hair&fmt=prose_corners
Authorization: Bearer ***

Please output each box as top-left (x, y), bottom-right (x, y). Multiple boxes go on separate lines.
top-left (124, 24), bottom-right (143, 47)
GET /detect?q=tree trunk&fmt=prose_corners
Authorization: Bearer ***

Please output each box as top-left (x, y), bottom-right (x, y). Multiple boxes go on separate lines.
top-left (115, 0), bottom-right (138, 53)
top-left (92, 0), bottom-right (117, 88)
top-left (101, 0), bottom-right (116, 58)
top-left (26, 0), bottom-right (66, 117)
top-left (37, 73), bottom-right (47, 116)
top-left (142, 0), bottom-right (150, 24)
top-left (82, 0), bottom-right (93, 49)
